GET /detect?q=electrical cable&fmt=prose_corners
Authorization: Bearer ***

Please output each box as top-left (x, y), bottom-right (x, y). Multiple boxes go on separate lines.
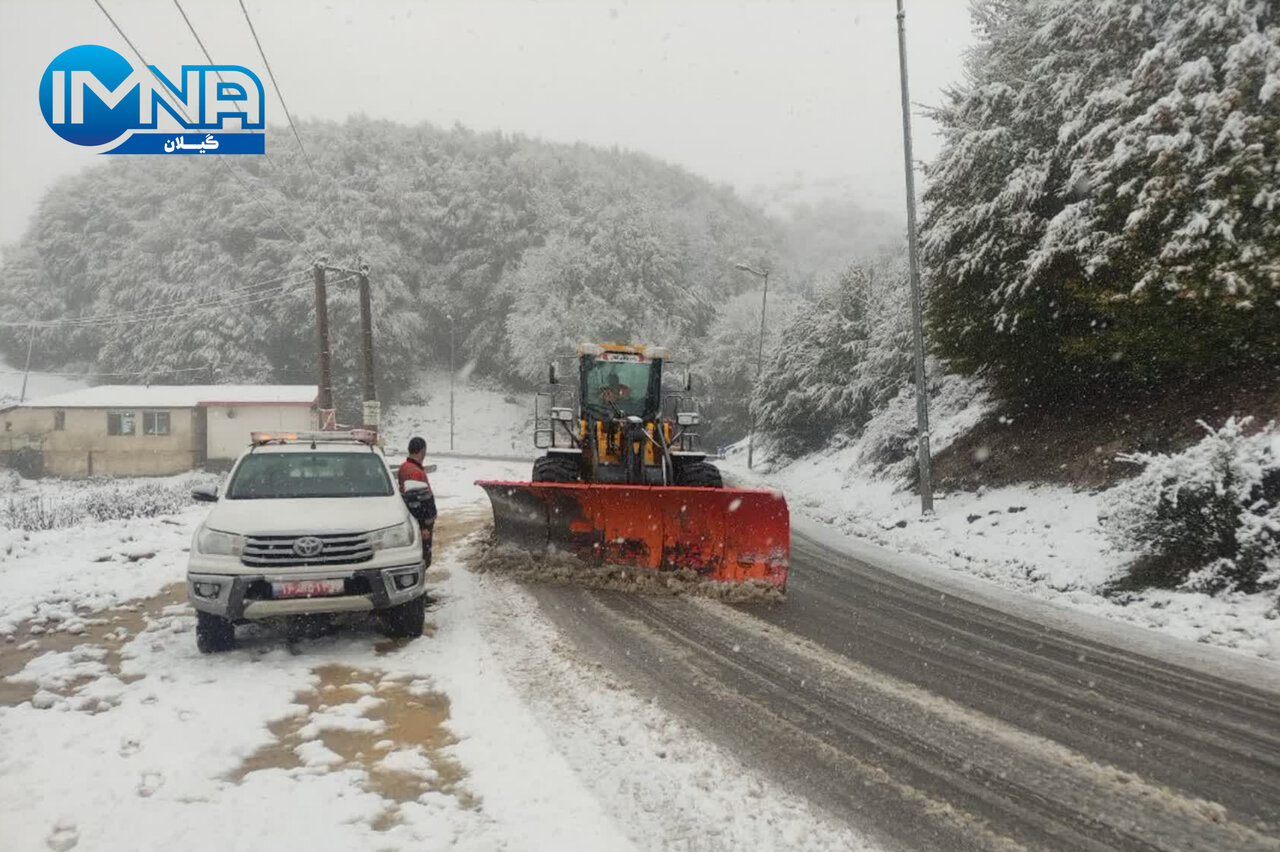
top-left (0, 269), bottom-right (310, 328)
top-left (237, 0), bottom-right (319, 179)
top-left (91, 0), bottom-right (304, 245)
top-left (170, 0), bottom-right (279, 170)
top-left (0, 276), bottom-right (324, 330)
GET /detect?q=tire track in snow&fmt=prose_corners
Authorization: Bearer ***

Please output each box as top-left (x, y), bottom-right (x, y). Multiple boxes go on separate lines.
top-left (520, 528), bottom-right (1280, 851)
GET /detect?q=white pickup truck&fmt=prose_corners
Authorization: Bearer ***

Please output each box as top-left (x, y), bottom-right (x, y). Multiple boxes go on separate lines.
top-left (186, 430), bottom-right (428, 653)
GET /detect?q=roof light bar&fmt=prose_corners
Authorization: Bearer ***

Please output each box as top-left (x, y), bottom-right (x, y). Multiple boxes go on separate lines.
top-left (250, 429), bottom-right (377, 446)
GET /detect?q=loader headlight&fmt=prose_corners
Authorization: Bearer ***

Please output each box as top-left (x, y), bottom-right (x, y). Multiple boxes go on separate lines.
top-left (550, 407), bottom-right (575, 422)
top-left (676, 412), bottom-right (701, 426)
top-left (196, 527), bottom-right (245, 556)
top-left (370, 518), bottom-right (417, 551)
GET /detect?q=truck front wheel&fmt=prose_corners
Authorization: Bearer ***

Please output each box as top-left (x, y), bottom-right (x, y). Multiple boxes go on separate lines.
top-left (381, 595), bottom-right (426, 639)
top-left (196, 611), bottom-right (236, 653)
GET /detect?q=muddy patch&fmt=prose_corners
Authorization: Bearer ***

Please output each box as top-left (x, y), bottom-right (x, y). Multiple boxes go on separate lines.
top-left (231, 663), bottom-right (473, 829)
top-left (431, 508), bottom-right (490, 550)
top-left (0, 582), bottom-right (187, 708)
top-left (469, 535), bottom-right (786, 603)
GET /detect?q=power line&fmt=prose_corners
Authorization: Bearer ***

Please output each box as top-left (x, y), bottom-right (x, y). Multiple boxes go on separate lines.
top-left (170, 0), bottom-right (278, 170)
top-left (237, 0), bottom-right (319, 179)
top-left (91, 0), bottom-right (304, 245)
top-left (0, 366), bottom-right (209, 379)
top-left (0, 269), bottom-right (310, 329)
top-left (39, 269), bottom-right (305, 326)
top-left (0, 277), bottom-right (322, 330)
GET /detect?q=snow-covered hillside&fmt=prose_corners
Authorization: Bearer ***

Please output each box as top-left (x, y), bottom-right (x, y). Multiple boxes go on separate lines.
top-left (0, 355), bottom-right (87, 408)
top-left (381, 371), bottom-right (534, 459)
top-left (726, 403), bottom-right (1280, 661)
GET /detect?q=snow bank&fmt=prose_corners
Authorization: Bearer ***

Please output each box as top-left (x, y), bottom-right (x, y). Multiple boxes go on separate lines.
top-left (730, 399), bottom-right (1280, 661)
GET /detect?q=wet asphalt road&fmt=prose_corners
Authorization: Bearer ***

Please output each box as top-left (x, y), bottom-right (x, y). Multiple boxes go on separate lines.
top-left (527, 527), bottom-right (1280, 852)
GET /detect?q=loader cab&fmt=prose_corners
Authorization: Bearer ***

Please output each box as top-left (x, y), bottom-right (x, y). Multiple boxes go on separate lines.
top-left (577, 344), bottom-right (664, 421)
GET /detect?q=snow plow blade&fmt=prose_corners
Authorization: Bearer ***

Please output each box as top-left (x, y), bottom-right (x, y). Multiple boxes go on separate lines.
top-left (475, 481), bottom-right (789, 590)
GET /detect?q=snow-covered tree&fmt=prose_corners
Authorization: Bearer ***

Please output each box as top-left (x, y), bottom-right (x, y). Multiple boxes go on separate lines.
top-left (0, 118), bottom-right (782, 419)
top-left (755, 252), bottom-right (913, 458)
top-left (923, 0), bottom-right (1280, 397)
top-left (1101, 417), bottom-right (1280, 595)
top-left (696, 287), bottom-right (805, 445)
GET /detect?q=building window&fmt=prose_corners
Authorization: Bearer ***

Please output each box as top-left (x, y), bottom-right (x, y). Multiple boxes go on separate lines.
top-left (107, 411), bottom-right (135, 436)
top-left (143, 411), bottom-right (171, 436)
top-left (54, 410), bottom-right (66, 431)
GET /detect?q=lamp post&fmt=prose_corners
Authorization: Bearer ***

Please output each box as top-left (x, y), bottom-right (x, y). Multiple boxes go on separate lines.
top-left (446, 314), bottom-right (455, 452)
top-left (896, 0), bottom-right (934, 513)
top-left (733, 262), bottom-right (769, 470)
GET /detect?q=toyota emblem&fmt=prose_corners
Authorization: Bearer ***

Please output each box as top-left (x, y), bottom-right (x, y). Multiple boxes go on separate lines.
top-left (293, 536), bottom-right (324, 558)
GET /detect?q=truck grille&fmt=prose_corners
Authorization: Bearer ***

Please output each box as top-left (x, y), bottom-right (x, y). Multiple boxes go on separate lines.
top-left (241, 532), bottom-right (373, 567)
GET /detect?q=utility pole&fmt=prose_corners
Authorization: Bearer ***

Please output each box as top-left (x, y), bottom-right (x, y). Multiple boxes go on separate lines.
top-left (313, 258), bottom-right (335, 430)
top-left (18, 324), bottom-right (35, 404)
top-left (356, 262), bottom-right (379, 434)
top-left (446, 314), bottom-right (455, 451)
top-left (733, 262), bottom-right (770, 470)
top-left (897, 0), bottom-right (934, 513)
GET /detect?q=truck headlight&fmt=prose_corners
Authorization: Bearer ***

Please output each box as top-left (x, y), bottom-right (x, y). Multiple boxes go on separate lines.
top-left (196, 527), bottom-right (245, 556)
top-left (370, 518), bottom-right (416, 551)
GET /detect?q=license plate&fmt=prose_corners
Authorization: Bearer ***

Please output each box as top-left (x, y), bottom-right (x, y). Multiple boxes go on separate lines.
top-left (272, 578), bottom-right (345, 599)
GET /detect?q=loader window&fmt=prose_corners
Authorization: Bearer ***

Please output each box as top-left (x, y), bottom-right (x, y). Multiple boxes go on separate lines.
top-left (583, 358), bottom-right (656, 419)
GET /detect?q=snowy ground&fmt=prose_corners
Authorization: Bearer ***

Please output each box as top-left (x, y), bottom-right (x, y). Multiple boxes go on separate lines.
top-left (380, 370), bottom-right (535, 458)
top-left (725, 443), bottom-right (1280, 663)
top-left (0, 460), bottom-right (866, 852)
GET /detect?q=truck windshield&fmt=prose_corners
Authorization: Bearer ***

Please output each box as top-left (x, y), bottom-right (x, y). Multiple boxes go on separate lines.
top-left (226, 452), bottom-right (394, 499)
top-left (583, 358), bottom-right (653, 418)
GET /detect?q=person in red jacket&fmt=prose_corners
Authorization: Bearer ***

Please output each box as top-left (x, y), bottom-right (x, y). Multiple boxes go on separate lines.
top-left (398, 437), bottom-right (436, 565)
top-left (398, 436), bottom-right (431, 491)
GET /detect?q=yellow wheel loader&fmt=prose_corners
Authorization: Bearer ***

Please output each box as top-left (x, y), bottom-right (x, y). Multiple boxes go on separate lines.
top-left (477, 343), bottom-right (789, 590)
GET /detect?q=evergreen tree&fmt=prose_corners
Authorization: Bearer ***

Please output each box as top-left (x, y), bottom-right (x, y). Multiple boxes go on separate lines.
top-left (923, 0), bottom-right (1280, 398)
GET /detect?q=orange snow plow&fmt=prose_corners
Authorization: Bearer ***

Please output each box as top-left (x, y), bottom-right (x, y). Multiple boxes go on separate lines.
top-left (477, 342), bottom-right (790, 591)
top-left (475, 480), bottom-right (790, 589)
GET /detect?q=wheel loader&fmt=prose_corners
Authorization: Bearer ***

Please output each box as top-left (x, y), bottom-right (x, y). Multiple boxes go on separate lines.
top-left (476, 343), bottom-right (789, 590)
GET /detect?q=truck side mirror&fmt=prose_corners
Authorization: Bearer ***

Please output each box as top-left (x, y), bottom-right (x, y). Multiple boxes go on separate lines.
top-left (549, 362), bottom-right (559, 385)
top-left (191, 484), bottom-right (219, 503)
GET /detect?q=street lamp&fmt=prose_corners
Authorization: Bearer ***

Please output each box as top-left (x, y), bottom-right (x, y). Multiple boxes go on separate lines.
top-left (733, 262), bottom-right (769, 470)
top-left (446, 314), bottom-right (455, 452)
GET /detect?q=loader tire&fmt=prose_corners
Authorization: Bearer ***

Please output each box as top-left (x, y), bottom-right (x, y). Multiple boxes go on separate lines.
top-left (532, 455), bottom-right (580, 483)
top-left (675, 461), bottom-right (723, 488)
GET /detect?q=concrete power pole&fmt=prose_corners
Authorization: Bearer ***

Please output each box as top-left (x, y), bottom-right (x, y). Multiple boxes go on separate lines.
top-left (356, 263), bottom-right (380, 434)
top-left (18, 324), bottom-right (35, 404)
top-left (313, 259), bottom-right (336, 430)
top-left (896, 0), bottom-right (935, 514)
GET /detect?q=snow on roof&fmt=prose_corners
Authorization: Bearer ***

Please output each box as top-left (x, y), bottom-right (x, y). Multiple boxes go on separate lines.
top-left (13, 384), bottom-right (318, 409)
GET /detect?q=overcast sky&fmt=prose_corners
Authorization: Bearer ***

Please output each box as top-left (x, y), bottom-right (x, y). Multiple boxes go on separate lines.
top-left (0, 0), bottom-right (974, 246)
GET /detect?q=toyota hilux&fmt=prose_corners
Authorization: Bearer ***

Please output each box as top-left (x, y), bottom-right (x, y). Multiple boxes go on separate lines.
top-left (186, 430), bottom-right (428, 653)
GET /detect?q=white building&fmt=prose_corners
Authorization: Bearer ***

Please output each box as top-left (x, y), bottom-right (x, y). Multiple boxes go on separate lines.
top-left (0, 385), bottom-right (317, 477)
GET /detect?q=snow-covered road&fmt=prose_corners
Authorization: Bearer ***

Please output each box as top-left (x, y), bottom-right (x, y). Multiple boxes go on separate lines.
top-left (0, 458), bottom-right (863, 852)
top-left (5, 452), bottom-right (1279, 851)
